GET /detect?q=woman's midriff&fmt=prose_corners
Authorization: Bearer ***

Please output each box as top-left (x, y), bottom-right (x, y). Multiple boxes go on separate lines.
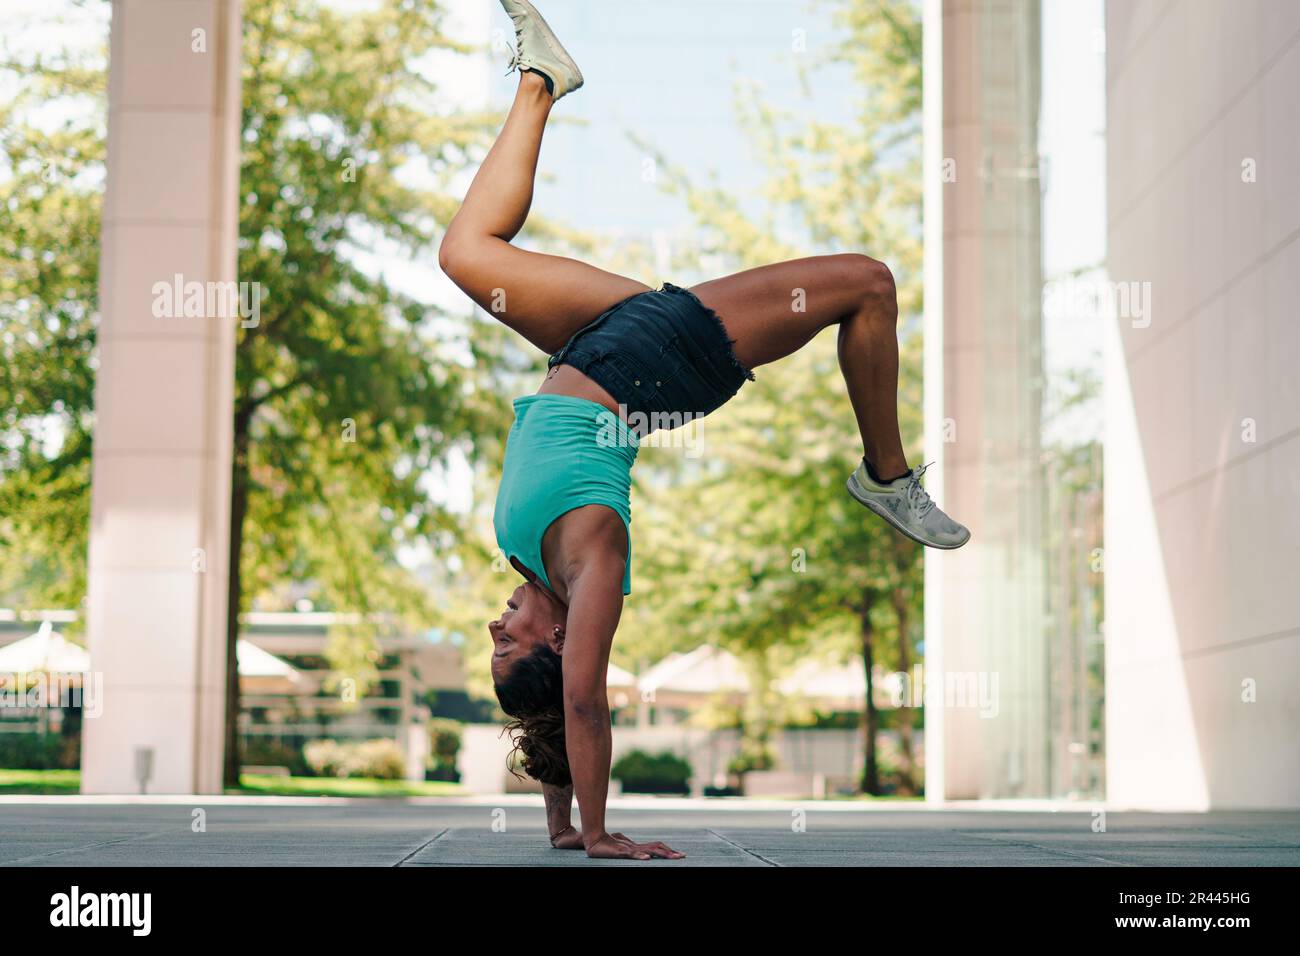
top-left (537, 363), bottom-right (622, 416)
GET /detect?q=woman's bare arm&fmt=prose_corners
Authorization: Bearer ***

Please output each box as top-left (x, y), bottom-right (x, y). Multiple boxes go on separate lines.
top-left (542, 782), bottom-right (582, 848)
top-left (558, 555), bottom-right (622, 852)
top-left (559, 547), bottom-right (684, 860)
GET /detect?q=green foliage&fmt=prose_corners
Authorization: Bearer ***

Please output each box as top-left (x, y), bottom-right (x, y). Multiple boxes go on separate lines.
top-left (0, 38), bottom-right (105, 613)
top-left (233, 773), bottom-right (460, 798)
top-left (0, 732), bottom-right (81, 771)
top-left (425, 717), bottom-right (462, 770)
top-left (0, 1), bottom-right (513, 703)
top-left (727, 748), bottom-right (774, 776)
top-left (231, 0), bottom-right (504, 681)
top-left (611, 749), bottom-right (692, 794)
top-left (239, 737), bottom-right (311, 777)
top-left (621, 0), bottom-right (926, 779)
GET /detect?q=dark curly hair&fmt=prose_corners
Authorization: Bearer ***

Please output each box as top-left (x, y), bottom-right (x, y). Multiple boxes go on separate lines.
top-left (494, 644), bottom-right (569, 786)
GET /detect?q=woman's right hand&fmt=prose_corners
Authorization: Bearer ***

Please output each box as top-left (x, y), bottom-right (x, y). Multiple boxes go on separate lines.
top-left (585, 831), bottom-right (685, 860)
top-left (550, 825), bottom-right (585, 850)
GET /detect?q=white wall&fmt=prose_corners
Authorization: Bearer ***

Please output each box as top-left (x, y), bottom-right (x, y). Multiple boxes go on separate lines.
top-left (1104, 0), bottom-right (1300, 809)
top-left (458, 725), bottom-right (887, 795)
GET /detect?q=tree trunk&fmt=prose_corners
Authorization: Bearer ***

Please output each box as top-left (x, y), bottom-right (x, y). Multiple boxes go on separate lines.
top-left (859, 590), bottom-right (880, 795)
top-left (740, 652), bottom-right (776, 771)
top-left (891, 583), bottom-right (917, 795)
top-left (222, 415), bottom-right (252, 789)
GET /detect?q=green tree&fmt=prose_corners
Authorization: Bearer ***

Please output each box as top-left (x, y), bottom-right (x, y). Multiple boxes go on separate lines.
top-left (224, 0), bottom-right (508, 785)
top-left (628, 0), bottom-right (925, 793)
top-left (0, 0), bottom-right (515, 786)
top-left (0, 37), bottom-right (104, 616)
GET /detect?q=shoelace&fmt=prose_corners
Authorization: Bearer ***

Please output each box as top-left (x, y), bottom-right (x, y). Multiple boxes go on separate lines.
top-left (504, 18), bottom-right (526, 76)
top-left (505, 43), bottom-right (523, 75)
top-left (904, 462), bottom-right (937, 518)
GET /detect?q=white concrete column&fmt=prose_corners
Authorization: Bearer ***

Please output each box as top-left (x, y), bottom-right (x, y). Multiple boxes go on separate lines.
top-left (82, 0), bottom-right (242, 794)
top-left (921, 0), bottom-right (948, 804)
top-left (926, 0), bottom-right (1046, 800)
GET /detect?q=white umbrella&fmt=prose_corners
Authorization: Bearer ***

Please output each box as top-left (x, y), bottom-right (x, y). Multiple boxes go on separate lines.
top-left (777, 658), bottom-right (866, 705)
top-left (606, 661), bottom-right (638, 688)
top-left (236, 639), bottom-right (301, 681)
top-left (0, 623), bottom-right (300, 684)
top-left (638, 646), bottom-right (750, 696)
top-left (0, 621), bottom-right (90, 673)
top-left (777, 659), bottom-right (906, 709)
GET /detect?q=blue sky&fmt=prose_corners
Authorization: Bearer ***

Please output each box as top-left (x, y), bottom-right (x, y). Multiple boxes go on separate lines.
top-left (485, 0), bottom-right (853, 237)
top-left (1039, 0), bottom-right (1108, 445)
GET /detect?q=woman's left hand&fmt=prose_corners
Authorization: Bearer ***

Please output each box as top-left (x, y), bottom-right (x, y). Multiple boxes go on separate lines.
top-left (608, 832), bottom-right (685, 859)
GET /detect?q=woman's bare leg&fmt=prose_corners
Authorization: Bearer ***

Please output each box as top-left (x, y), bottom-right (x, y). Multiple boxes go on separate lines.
top-left (439, 72), bottom-right (650, 354)
top-left (690, 254), bottom-right (909, 479)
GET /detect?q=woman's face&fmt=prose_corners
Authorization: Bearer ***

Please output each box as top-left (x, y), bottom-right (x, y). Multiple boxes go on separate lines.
top-left (487, 581), bottom-right (565, 682)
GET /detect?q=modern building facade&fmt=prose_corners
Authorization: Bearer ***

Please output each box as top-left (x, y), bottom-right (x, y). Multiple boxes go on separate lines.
top-left (925, 0), bottom-right (1300, 808)
top-left (238, 611), bottom-right (469, 743)
top-left (1101, 0), bottom-right (1300, 809)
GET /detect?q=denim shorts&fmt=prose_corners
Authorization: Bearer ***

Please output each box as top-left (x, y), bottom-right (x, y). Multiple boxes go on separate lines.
top-left (547, 283), bottom-right (755, 432)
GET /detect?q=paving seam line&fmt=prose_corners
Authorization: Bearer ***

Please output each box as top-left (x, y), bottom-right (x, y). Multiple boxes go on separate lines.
top-left (1197, 827), bottom-right (1300, 849)
top-left (961, 830), bottom-right (1134, 867)
top-left (0, 829), bottom-right (175, 867)
top-left (705, 829), bottom-right (780, 867)
top-left (394, 827), bottom-right (450, 867)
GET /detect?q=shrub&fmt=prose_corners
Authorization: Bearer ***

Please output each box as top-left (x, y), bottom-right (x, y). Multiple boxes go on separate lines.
top-left (611, 749), bottom-right (692, 795)
top-left (0, 733), bottom-right (79, 770)
top-left (727, 746), bottom-right (774, 775)
top-left (350, 739), bottom-right (407, 780)
top-left (57, 734), bottom-right (80, 770)
top-left (426, 718), bottom-right (462, 770)
top-left (240, 738), bottom-right (310, 777)
top-left (303, 740), bottom-right (346, 778)
top-left (303, 738), bottom-right (406, 780)
top-left (426, 718), bottom-right (462, 781)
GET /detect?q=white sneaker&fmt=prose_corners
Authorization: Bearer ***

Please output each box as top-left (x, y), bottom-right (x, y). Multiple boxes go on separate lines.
top-left (500, 0), bottom-right (584, 101)
top-left (847, 461), bottom-right (971, 550)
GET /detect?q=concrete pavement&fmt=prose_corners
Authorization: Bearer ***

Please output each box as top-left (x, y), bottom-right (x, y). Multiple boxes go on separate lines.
top-left (1, 799), bottom-right (1298, 866)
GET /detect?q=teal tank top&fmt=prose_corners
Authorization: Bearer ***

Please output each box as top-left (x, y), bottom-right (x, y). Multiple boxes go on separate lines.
top-left (494, 394), bottom-right (639, 595)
